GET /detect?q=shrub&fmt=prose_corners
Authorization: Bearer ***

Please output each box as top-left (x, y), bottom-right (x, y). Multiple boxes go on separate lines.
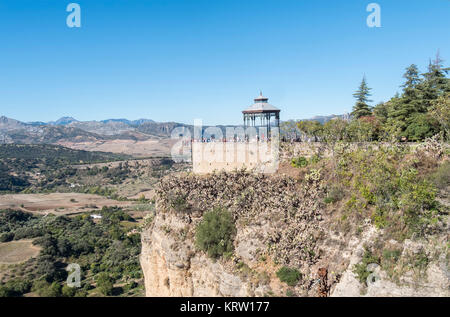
top-left (33, 280), bottom-right (61, 297)
top-left (324, 184), bottom-right (345, 204)
top-left (353, 248), bottom-right (380, 286)
top-left (0, 279), bottom-right (31, 297)
top-left (336, 145), bottom-right (442, 240)
top-left (195, 208), bottom-right (236, 259)
top-left (310, 154), bottom-right (321, 164)
top-left (61, 284), bottom-right (77, 297)
top-left (276, 266), bottom-right (302, 286)
top-left (290, 156), bottom-right (308, 168)
top-left (169, 193), bottom-right (190, 213)
top-left (96, 272), bottom-right (114, 296)
top-left (286, 289), bottom-right (296, 297)
top-left (429, 161), bottom-right (450, 190)
top-left (0, 232), bottom-right (14, 242)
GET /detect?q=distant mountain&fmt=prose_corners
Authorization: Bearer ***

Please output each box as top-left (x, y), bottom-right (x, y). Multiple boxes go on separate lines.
top-left (100, 118), bottom-right (155, 125)
top-left (130, 118), bottom-right (155, 125)
top-left (27, 121), bottom-right (47, 126)
top-left (49, 116), bottom-right (79, 126)
top-left (0, 115), bottom-right (188, 144)
top-left (3, 125), bottom-right (104, 144)
top-left (100, 118), bottom-right (133, 125)
top-left (68, 120), bottom-right (134, 136)
top-left (136, 121), bottom-right (190, 137)
top-left (306, 114), bottom-right (350, 124)
top-left (0, 116), bottom-right (29, 131)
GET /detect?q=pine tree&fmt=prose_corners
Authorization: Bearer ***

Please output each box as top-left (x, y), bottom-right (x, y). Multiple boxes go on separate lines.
top-left (401, 64), bottom-right (421, 97)
top-left (421, 52), bottom-right (450, 102)
top-left (351, 76), bottom-right (373, 119)
top-left (390, 64), bottom-right (423, 124)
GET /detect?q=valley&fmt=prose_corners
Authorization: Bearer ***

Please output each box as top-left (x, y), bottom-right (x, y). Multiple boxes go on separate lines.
top-left (0, 143), bottom-right (189, 297)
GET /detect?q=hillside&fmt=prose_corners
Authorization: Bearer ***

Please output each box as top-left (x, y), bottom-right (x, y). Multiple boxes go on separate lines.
top-left (0, 144), bottom-right (130, 193)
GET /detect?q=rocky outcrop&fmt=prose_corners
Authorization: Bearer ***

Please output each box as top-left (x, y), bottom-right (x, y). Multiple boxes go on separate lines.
top-left (141, 170), bottom-right (326, 296)
top-left (141, 168), bottom-right (449, 297)
top-left (140, 211), bottom-right (260, 296)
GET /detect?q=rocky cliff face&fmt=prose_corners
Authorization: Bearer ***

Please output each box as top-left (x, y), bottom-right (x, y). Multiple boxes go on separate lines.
top-left (141, 211), bottom-right (265, 296)
top-left (140, 162), bottom-right (449, 297)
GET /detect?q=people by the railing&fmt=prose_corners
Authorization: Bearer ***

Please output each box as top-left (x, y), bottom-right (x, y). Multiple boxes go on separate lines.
top-left (189, 136), bottom-right (274, 143)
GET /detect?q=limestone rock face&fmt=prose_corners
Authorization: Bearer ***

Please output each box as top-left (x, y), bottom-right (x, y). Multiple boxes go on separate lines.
top-left (140, 170), bottom-right (449, 297)
top-left (140, 211), bottom-right (253, 297)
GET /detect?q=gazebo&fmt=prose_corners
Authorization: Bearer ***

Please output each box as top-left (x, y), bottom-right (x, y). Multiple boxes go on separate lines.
top-left (242, 92), bottom-right (280, 138)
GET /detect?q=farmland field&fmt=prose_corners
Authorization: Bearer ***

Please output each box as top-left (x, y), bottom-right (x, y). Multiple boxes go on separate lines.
top-left (0, 193), bottom-right (133, 215)
top-left (0, 240), bottom-right (40, 264)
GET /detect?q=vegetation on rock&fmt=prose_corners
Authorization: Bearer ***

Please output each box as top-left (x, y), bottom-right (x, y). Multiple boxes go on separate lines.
top-left (276, 266), bottom-right (302, 286)
top-left (195, 208), bottom-right (236, 259)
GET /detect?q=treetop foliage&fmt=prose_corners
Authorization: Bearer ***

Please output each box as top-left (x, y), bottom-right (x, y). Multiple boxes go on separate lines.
top-left (295, 53), bottom-right (450, 142)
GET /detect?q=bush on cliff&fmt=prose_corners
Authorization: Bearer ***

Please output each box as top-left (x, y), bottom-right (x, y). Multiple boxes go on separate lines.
top-left (276, 266), bottom-right (302, 286)
top-left (290, 156), bottom-right (308, 168)
top-left (195, 208), bottom-right (236, 259)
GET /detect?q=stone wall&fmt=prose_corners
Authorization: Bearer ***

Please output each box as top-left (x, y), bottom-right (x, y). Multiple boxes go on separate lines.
top-left (191, 141), bottom-right (279, 174)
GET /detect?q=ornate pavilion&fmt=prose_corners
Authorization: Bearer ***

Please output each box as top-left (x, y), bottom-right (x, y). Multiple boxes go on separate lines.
top-left (242, 92), bottom-right (280, 138)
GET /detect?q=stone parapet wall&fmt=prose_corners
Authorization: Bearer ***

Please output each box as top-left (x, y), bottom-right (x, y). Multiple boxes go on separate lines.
top-left (192, 140), bottom-right (448, 173)
top-left (192, 141), bottom-right (279, 174)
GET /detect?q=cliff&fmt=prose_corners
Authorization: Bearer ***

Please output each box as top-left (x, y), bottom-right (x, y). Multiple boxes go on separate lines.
top-left (140, 141), bottom-right (449, 297)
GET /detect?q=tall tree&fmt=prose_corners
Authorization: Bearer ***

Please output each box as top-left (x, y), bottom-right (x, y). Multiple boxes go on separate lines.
top-left (296, 120), bottom-right (324, 141)
top-left (351, 76), bottom-right (373, 119)
top-left (421, 52), bottom-right (450, 105)
top-left (401, 64), bottom-right (421, 96)
top-left (389, 65), bottom-right (424, 126)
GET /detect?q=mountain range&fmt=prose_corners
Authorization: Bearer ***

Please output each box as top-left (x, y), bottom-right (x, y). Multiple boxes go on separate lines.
top-left (0, 114), bottom-right (346, 145)
top-left (0, 116), bottom-right (188, 144)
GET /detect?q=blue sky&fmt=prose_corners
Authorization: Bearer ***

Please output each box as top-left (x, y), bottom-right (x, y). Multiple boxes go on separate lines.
top-left (0, 0), bottom-right (448, 125)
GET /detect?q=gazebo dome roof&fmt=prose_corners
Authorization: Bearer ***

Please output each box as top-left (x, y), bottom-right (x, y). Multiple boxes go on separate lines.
top-left (243, 92), bottom-right (280, 114)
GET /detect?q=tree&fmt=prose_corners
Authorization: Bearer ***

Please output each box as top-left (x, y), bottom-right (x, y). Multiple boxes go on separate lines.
top-left (422, 52), bottom-right (450, 97)
top-left (346, 116), bottom-right (380, 142)
top-left (322, 118), bottom-right (349, 142)
top-left (401, 64), bottom-right (421, 95)
top-left (61, 284), bottom-right (77, 297)
top-left (195, 208), bottom-right (236, 259)
top-left (34, 281), bottom-right (61, 297)
top-left (280, 120), bottom-right (301, 141)
top-left (403, 113), bottom-right (437, 141)
top-left (296, 120), bottom-right (324, 141)
top-left (351, 76), bottom-right (373, 119)
top-left (372, 102), bottom-right (389, 124)
top-left (386, 66), bottom-right (425, 139)
top-left (96, 272), bottom-right (114, 296)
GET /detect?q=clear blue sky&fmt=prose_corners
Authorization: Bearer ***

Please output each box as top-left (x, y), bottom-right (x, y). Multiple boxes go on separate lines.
top-left (0, 0), bottom-right (448, 125)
